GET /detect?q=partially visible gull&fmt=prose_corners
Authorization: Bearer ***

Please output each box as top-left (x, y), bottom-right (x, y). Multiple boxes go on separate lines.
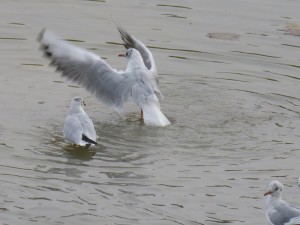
top-left (38, 27), bottom-right (171, 127)
top-left (64, 97), bottom-right (97, 147)
top-left (284, 178), bottom-right (300, 225)
top-left (264, 180), bottom-right (300, 225)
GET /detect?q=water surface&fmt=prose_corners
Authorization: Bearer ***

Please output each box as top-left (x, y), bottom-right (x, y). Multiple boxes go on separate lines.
top-left (1, 0), bottom-right (300, 224)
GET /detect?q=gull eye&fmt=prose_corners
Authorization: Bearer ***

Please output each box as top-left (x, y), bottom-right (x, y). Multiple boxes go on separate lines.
top-left (126, 49), bottom-right (132, 57)
top-left (275, 187), bottom-right (278, 191)
top-left (74, 97), bottom-right (81, 102)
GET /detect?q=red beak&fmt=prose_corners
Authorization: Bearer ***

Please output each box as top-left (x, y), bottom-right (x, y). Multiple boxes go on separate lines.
top-left (118, 53), bottom-right (125, 57)
top-left (264, 191), bottom-right (272, 196)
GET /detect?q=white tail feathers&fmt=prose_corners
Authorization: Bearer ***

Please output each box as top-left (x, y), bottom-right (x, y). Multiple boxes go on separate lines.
top-left (142, 102), bottom-right (171, 127)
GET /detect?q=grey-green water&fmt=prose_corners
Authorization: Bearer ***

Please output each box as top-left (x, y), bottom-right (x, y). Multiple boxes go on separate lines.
top-left (1, 0), bottom-right (300, 224)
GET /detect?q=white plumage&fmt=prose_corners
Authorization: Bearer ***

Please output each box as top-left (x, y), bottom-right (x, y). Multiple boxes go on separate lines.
top-left (38, 26), bottom-right (170, 127)
top-left (264, 180), bottom-right (300, 225)
top-left (64, 97), bottom-right (97, 146)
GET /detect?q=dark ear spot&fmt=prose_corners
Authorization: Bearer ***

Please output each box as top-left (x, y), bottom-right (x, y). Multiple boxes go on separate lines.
top-left (45, 51), bottom-right (52, 57)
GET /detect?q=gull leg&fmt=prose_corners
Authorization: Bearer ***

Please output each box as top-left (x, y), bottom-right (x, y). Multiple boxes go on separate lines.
top-left (140, 109), bottom-right (144, 121)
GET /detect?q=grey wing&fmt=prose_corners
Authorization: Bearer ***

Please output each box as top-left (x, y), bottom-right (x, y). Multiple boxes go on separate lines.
top-left (270, 204), bottom-right (300, 225)
top-left (78, 113), bottom-right (96, 141)
top-left (115, 24), bottom-right (158, 80)
top-left (38, 29), bottom-right (135, 110)
top-left (64, 115), bottom-right (83, 145)
top-left (285, 216), bottom-right (300, 225)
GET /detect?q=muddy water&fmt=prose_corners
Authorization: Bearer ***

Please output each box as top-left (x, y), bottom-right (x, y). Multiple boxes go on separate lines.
top-left (1, 0), bottom-right (300, 224)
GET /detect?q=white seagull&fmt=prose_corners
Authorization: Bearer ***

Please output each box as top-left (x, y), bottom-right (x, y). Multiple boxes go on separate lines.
top-left (38, 27), bottom-right (171, 127)
top-left (264, 180), bottom-right (300, 225)
top-left (64, 97), bottom-right (97, 146)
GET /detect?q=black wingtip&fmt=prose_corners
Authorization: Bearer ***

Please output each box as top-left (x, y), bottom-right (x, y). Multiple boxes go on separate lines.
top-left (37, 28), bottom-right (46, 42)
top-left (82, 134), bottom-right (97, 145)
top-left (110, 16), bottom-right (133, 49)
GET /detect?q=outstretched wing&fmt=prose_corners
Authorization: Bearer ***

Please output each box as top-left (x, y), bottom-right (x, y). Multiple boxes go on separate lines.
top-left (114, 23), bottom-right (158, 80)
top-left (38, 29), bottom-right (135, 110)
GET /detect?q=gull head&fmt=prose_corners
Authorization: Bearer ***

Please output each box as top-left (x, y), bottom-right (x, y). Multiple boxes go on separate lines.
top-left (119, 48), bottom-right (144, 69)
top-left (119, 48), bottom-right (138, 58)
top-left (125, 48), bottom-right (135, 58)
top-left (264, 180), bottom-right (283, 198)
top-left (70, 96), bottom-right (86, 111)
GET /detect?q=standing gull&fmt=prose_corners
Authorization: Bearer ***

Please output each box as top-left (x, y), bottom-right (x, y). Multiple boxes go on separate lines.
top-left (38, 28), bottom-right (171, 127)
top-left (264, 180), bottom-right (300, 225)
top-left (64, 97), bottom-right (97, 146)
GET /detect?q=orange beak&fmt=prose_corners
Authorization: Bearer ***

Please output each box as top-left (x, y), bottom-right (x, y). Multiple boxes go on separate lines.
top-left (118, 53), bottom-right (125, 57)
top-left (264, 191), bottom-right (272, 196)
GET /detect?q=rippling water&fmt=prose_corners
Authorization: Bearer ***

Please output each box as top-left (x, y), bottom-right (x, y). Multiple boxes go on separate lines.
top-left (1, 0), bottom-right (300, 224)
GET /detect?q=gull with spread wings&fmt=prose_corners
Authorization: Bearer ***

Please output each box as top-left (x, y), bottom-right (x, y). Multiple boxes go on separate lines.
top-left (38, 25), bottom-right (171, 127)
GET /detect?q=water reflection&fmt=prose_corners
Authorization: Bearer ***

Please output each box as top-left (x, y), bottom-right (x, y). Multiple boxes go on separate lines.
top-left (63, 143), bottom-right (95, 155)
top-left (35, 123), bottom-right (99, 163)
top-left (161, 14), bottom-right (187, 19)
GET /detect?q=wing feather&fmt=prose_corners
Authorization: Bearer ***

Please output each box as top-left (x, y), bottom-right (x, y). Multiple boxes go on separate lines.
top-left (115, 24), bottom-right (158, 78)
top-left (38, 29), bottom-right (135, 109)
top-left (78, 113), bottom-right (96, 141)
top-left (270, 203), bottom-right (300, 225)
